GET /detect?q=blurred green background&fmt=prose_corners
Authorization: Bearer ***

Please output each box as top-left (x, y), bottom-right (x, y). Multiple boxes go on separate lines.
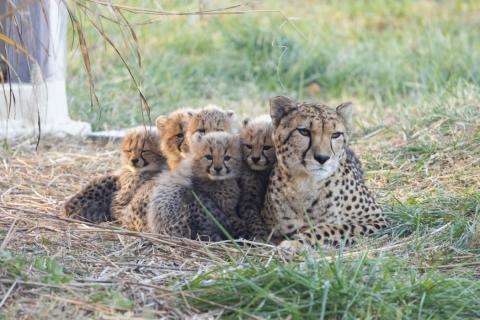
top-left (66, 0), bottom-right (480, 131)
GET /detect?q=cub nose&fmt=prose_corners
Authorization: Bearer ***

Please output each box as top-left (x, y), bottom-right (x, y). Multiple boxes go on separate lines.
top-left (251, 156), bottom-right (260, 163)
top-left (131, 158), bottom-right (139, 165)
top-left (213, 166), bottom-right (222, 173)
top-left (314, 154), bottom-right (330, 164)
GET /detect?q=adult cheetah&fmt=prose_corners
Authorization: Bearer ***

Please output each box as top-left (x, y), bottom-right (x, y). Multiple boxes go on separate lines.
top-left (261, 96), bottom-right (388, 249)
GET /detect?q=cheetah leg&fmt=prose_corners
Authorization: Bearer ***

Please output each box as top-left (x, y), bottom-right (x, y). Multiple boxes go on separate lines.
top-left (279, 222), bottom-right (386, 251)
top-left (238, 205), bottom-right (268, 240)
top-left (192, 192), bottom-right (237, 240)
top-left (64, 175), bottom-right (119, 223)
top-left (237, 173), bottom-right (269, 240)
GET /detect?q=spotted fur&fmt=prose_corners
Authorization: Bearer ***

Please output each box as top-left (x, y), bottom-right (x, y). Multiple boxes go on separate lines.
top-left (184, 104), bottom-right (235, 148)
top-left (237, 115), bottom-right (275, 240)
top-left (261, 96), bottom-right (388, 249)
top-left (156, 108), bottom-right (195, 169)
top-left (64, 128), bottom-right (165, 227)
top-left (147, 132), bottom-right (245, 240)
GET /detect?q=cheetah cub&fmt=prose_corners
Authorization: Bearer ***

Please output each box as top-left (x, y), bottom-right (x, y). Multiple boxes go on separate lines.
top-left (240, 115), bottom-right (276, 171)
top-left (185, 104), bottom-right (235, 147)
top-left (64, 128), bottom-right (165, 226)
top-left (262, 96), bottom-right (388, 250)
top-left (237, 115), bottom-right (276, 240)
top-left (156, 108), bottom-right (195, 169)
top-left (148, 131), bottom-right (245, 240)
top-left (121, 106), bottom-right (236, 233)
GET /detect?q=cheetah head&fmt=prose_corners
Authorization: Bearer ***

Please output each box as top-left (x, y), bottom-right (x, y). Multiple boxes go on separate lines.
top-left (240, 115), bottom-right (276, 171)
top-left (121, 128), bottom-right (165, 172)
top-left (189, 131), bottom-right (242, 180)
top-left (156, 108), bottom-right (195, 168)
top-left (185, 104), bottom-right (235, 147)
top-left (270, 96), bottom-right (352, 180)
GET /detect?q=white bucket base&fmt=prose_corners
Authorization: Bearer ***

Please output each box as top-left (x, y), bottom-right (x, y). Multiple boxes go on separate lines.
top-left (0, 81), bottom-right (91, 139)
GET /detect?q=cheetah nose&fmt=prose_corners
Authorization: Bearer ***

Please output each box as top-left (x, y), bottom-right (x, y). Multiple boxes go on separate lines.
top-left (213, 166), bottom-right (222, 173)
top-left (251, 156), bottom-right (260, 163)
top-left (131, 158), bottom-right (139, 165)
top-left (314, 154), bottom-right (330, 164)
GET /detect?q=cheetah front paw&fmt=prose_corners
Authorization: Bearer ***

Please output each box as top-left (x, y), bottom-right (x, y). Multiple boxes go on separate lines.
top-left (278, 239), bottom-right (306, 253)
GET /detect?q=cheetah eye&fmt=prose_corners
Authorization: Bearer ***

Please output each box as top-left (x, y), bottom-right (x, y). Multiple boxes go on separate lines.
top-left (198, 129), bottom-right (206, 134)
top-left (263, 146), bottom-right (272, 151)
top-left (224, 155), bottom-right (231, 161)
top-left (297, 128), bottom-right (310, 136)
top-left (331, 132), bottom-right (343, 139)
top-left (244, 144), bottom-right (253, 149)
top-left (205, 155), bottom-right (213, 160)
top-left (176, 133), bottom-right (184, 138)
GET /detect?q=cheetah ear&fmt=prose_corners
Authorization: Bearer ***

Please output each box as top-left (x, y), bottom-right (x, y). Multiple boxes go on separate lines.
top-left (193, 132), bottom-right (203, 142)
top-left (336, 102), bottom-right (353, 133)
top-left (270, 96), bottom-right (296, 127)
top-left (242, 117), bottom-right (250, 128)
top-left (226, 110), bottom-right (235, 120)
top-left (155, 115), bottom-right (168, 131)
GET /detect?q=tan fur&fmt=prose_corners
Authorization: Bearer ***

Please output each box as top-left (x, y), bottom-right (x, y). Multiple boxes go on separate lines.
top-left (156, 108), bottom-right (195, 169)
top-left (262, 96), bottom-right (388, 249)
top-left (64, 128), bottom-right (165, 228)
top-left (237, 115), bottom-right (276, 240)
top-left (185, 105), bottom-right (235, 148)
top-left (240, 115), bottom-right (276, 171)
top-left (148, 131), bottom-right (246, 240)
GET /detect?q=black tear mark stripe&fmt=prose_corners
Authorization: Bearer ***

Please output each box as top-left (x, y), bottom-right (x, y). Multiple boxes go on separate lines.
top-left (330, 132), bottom-right (345, 155)
top-left (207, 147), bottom-right (214, 172)
top-left (281, 129), bottom-right (297, 145)
top-left (177, 123), bottom-right (185, 150)
top-left (301, 134), bottom-right (312, 165)
top-left (223, 146), bottom-right (230, 173)
top-left (300, 121), bottom-right (313, 165)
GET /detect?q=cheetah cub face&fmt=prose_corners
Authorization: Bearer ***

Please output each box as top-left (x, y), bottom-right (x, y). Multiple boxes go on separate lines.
top-left (270, 96), bottom-right (353, 180)
top-left (190, 131), bottom-right (242, 180)
top-left (121, 128), bottom-right (164, 173)
top-left (185, 105), bottom-right (235, 147)
top-left (240, 115), bottom-right (275, 171)
top-left (156, 108), bottom-right (195, 168)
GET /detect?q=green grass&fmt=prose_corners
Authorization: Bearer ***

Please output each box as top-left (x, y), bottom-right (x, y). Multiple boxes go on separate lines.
top-left (67, 0), bottom-right (480, 130)
top-left (183, 254), bottom-right (480, 319)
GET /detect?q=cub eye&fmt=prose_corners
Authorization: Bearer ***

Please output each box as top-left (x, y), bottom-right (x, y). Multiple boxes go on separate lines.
top-left (297, 128), bottom-right (310, 136)
top-left (244, 144), bottom-right (253, 149)
top-left (331, 132), bottom-right (343, 139)
top-left (224, 155), bottom-right (231, 161)
top-left (205, 155), bottom-right (213, 160)
top-left (263, 146), bottom-right (272, 151)
top-left (198, 129), bottom-right (206, 134)
top-left (176, 133), bottom-right (184, 138)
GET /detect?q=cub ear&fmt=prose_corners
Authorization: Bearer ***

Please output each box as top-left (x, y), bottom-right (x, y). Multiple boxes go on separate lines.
top-left (270, 96), bottom-right (296, 127)
top-left (336, 102), bottom-right (353, 133)
top-left (155, 115), bottom-right (168, 131)
top-left (242, 117), bottom-right (250, 128)
top-left (191, 132), bottom-right (204, 144)
top-left (226, 110), bottom-right (235, 119)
